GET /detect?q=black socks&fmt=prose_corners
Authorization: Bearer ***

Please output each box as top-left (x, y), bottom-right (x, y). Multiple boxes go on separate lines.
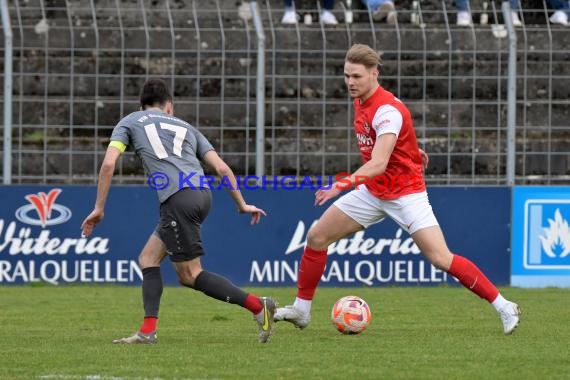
top-left (193, 270), bottom-right (247, 306)
top-left (142, 267), bottom-right (163, 317)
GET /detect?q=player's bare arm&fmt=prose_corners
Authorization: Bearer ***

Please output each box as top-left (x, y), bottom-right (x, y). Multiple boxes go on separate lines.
top-left (202, 150), bottom-right (267, 224)
top-left (81, 145), bottom-right (122, 237)
top-left (314, 133), bottom-right (397, 206)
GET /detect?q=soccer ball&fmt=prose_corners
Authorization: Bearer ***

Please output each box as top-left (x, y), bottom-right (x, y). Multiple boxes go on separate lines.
top-left (331, 295), bottom-right (371, 334)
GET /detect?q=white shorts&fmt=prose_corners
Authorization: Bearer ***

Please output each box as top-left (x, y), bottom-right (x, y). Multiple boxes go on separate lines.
top-left (333, 186), bottom-right (439, 234)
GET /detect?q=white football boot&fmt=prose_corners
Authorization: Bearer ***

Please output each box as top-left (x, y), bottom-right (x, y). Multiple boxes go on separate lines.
top-left (112, 331), bottom-right (157, 344)
top-left (498, 301), bottom-right (521, 335)
top-left (273, 305), bottom-right (311, 329)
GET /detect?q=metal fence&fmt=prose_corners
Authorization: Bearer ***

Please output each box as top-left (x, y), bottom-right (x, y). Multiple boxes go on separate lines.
top-left (1, 0), bottom-right (569, 185)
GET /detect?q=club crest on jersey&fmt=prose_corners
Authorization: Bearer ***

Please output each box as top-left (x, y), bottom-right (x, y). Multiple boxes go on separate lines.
top-left (356, 133), bottom-right (374, 146)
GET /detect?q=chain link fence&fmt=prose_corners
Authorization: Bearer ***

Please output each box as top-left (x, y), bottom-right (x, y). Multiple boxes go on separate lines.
top-left (1, 0), bottom-right (568, 185)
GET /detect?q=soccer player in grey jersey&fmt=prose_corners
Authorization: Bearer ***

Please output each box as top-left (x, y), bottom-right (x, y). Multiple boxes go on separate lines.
top-left (81, 78), bottom-right (276, 344)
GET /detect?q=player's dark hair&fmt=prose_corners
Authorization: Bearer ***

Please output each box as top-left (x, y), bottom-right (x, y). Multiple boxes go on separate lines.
top-left (140, 78), bottom-right (173, 109)
top-left (345, 44), bottom-right (382, 69)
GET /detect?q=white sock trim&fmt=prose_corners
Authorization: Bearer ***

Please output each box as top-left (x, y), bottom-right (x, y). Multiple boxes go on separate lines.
top-left (491, 294), bottom-right (508, 312)
top-left (293, 297), bottom-right (312, 315)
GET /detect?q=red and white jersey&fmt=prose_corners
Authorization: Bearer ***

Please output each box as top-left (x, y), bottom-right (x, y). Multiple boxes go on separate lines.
top-left (353, 86), bottom-right (425, 200)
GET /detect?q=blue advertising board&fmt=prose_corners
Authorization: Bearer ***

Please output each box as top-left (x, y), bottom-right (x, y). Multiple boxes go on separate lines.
top-left (202, 186), bottom-right (511, 287)
top-left (0, 186), bottom-right (159, 285)
top-left (511, 186), bottom-right (570, 287)
top-left (0, 185), bottom-right (510, 286)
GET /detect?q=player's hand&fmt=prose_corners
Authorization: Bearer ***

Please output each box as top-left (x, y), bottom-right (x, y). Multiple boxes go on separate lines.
top-left (81, 208), bottom-right (104, 237)
top-left (315, 185), bottom-right (342, 206)
top-left (238, 204), bottom-right (267, 225)
top-left (419, 148), bottom-right (429, 170)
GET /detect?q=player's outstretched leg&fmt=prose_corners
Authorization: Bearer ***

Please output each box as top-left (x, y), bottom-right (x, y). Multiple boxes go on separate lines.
top-left (192, 270), bottom-right (278, 343)
top-left (448, 254), bottom-right (521, 335)
top-left (414, 226), bottom-right (521, 335)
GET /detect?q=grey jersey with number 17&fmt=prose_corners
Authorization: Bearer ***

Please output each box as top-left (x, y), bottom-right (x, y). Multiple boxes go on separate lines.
top-left (110, 110), bottom-right (214, 203)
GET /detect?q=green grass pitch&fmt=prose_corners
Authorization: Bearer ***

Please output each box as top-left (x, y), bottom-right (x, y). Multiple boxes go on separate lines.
top-left (0, 286), bottom-right (568, 379)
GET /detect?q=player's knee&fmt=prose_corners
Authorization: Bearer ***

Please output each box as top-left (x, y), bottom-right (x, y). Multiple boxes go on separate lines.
top-left (138, 255), bottom-right (155, 269)
top-left (178, 273), bottom-right (196, 288)
top-left (306, 228), bottom-right (330, 250)
top-left (428, 253), bottom-right (452, 271)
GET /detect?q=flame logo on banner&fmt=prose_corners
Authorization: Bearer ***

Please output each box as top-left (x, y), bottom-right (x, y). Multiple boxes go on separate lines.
top-left (14, 189), bottom-right (72, 228)
top-left (539, 209), bottom-right (570, 259)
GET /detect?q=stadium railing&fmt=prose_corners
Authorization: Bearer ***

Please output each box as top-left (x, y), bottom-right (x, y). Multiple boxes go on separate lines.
top-left (0, 0), bottom-right (568, 186)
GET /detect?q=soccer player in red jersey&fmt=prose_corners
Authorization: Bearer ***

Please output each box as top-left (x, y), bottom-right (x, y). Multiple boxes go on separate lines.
top-left (274, 44), bottom-right (521, 335)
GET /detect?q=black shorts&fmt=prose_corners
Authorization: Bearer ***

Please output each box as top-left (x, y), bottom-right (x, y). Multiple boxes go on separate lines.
top-left (155, 188), bottom-right (212, 262)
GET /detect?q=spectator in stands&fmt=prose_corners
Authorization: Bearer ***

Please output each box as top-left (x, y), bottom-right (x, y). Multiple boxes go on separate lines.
top-left (548, 0), bottom-right (570, 25)
top-left (361, 0), bottom-right (397, 24)
top-left (456, 0), bottom-right (522, 26)
top-left (281, 0), bottom-right (339, 25)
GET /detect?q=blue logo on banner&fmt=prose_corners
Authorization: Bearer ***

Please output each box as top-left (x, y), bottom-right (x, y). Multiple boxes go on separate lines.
top-left (524, 202), bottom-right (570, 269)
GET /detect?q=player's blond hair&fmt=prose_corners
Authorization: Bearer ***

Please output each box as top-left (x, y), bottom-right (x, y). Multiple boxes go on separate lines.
top-left (345, 44), bottom-right (381, 69)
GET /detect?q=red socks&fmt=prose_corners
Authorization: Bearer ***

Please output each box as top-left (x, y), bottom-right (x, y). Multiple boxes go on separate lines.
top-left (297, 246), bottom-right (328, 300)
top-left (140, 316), bottom-right (158, 334)
top-left (448, 254), bottom-right (499, 302)
top-left (244, 294), bottom-right (263, 315)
